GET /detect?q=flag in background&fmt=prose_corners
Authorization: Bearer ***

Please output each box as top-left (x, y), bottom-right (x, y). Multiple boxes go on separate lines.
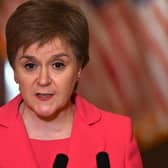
top-left (77, 0), bottom-right (168, 148)
top-left (132, 0), bottom-right (168, 148)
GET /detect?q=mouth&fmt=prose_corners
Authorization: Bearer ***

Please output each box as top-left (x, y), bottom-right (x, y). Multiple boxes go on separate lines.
top-left (35, 93), bottom-right (54, 101)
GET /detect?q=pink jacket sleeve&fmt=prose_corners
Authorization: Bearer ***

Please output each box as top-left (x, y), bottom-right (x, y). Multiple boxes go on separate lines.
top-left (125, 120), bottom-right (143, 168)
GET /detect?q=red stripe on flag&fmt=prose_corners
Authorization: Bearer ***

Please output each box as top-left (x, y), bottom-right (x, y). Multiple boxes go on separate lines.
top-left (152, 3), bottom-right (168, 38)
top-left (136, 5), bottom-right (168, 112)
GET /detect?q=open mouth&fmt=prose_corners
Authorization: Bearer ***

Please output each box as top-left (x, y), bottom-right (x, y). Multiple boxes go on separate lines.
top-left (36, 93), bottom-right (54, 100)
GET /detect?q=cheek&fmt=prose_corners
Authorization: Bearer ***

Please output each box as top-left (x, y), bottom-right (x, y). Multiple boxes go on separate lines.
top-left (14, 69), bottom-right (27, 84)
top-left (57, 71), bottom-right (78, 89)
top-left (14, 70), bottom-right (36, 87)
top-left (18, 81), bottom-right (30, 92)
top-left (16, 75), bottom-right (34, 92)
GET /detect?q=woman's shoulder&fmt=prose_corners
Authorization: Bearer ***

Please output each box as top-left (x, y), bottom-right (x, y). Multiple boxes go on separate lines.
top-left (0, 94), bottom-right (22, 113)
top-left (76, 94), bottom-right (131, 128)
top-left (101, 110), bottom-right (131, 125)
top-left (94, 109), bottom-right (132, 137)
top-left (97, 110), bottom-right (133, 145)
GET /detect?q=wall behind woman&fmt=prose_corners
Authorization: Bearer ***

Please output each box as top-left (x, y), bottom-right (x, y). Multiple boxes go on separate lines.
top-left (0, 0), bottom-right (24, 103)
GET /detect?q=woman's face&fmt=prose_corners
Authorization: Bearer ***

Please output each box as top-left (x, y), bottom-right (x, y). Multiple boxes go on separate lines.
top-left (14, 38), bottom-right (81, 119)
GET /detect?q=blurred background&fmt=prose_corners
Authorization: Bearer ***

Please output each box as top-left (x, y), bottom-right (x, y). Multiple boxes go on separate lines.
top-left (1, 0), bottom-right (168, 167)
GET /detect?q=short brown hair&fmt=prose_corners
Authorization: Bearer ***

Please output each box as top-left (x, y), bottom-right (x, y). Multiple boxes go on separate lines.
top-left (6, 0), bottom-right (89, 68)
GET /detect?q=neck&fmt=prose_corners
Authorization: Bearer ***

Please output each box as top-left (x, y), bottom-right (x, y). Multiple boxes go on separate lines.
top-left (20, 102), bottom-right (75, 140)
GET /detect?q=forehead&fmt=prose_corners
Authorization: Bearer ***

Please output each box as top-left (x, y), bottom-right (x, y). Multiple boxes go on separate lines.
top-left (17, 38), bottom-right (73, 57)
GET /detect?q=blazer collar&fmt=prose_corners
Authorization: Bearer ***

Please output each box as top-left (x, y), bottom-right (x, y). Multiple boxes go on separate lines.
top-left (0, 94), bottom-right (22, 128)
top-left (4, 114), bottom-right (39, 168)
top-left (67, 94), bottom-right (105, 167)
top-left (74, 94), bottom-right (102, 125)
top-left (0, 95), bottom-right (39, 168)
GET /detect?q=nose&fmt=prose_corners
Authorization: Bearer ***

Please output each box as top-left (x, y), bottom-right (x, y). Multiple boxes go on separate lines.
top-left (37, 66), bottom-right (51, 86)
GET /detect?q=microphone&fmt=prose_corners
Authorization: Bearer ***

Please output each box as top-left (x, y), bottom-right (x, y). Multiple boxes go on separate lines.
top-left (53, 153), bottom-right (69, 168)
top-left (96, 152), bottom-right (110, 168)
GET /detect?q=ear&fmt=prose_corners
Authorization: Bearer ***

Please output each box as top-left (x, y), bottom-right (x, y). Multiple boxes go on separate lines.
top-left (14, 70), bottom-right (19, 84)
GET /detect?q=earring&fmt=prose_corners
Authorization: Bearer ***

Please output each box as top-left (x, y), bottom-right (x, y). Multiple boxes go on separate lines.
top-left (77, 70), bottom-right (81, 80)
top-left (77, 74), bottom-right (81, 81)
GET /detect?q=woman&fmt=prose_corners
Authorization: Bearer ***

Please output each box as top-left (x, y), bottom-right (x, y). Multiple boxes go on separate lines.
top-left (0, 0), bottom-right (143, 167)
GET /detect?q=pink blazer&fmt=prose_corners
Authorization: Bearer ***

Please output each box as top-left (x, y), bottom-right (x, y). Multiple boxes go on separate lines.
top-left (0, 94), bottom-right (143, 168)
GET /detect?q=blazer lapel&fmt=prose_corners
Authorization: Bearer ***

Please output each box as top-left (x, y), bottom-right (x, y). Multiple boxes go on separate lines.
top-left (67, 95), bottom-right (105, 168)
top-left (0, 95), bottom-right (39, 168)
top-left (5, 115), bottom-right (39, 168)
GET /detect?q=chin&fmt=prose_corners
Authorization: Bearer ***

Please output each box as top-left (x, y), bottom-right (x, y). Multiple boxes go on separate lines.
top-left (36, 111), bottom-right (58, 121)
top-left (33, 106), bottom-right (56, 119)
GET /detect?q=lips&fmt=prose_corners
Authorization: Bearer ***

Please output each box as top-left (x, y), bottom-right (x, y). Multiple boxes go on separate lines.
top-left (35, 93), bottom-right (54, 101)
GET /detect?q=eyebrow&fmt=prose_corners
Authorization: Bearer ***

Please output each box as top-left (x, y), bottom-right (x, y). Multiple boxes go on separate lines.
top-left (19, 53), bottom-right (70, 61)
top-left (19, 55), bottom-right (35, 61)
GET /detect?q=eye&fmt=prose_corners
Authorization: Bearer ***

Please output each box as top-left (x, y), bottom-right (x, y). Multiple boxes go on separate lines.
top-left (52, 62), bottom-right (65, 70)
top-left (24, 63), bottom-right (37, 71)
